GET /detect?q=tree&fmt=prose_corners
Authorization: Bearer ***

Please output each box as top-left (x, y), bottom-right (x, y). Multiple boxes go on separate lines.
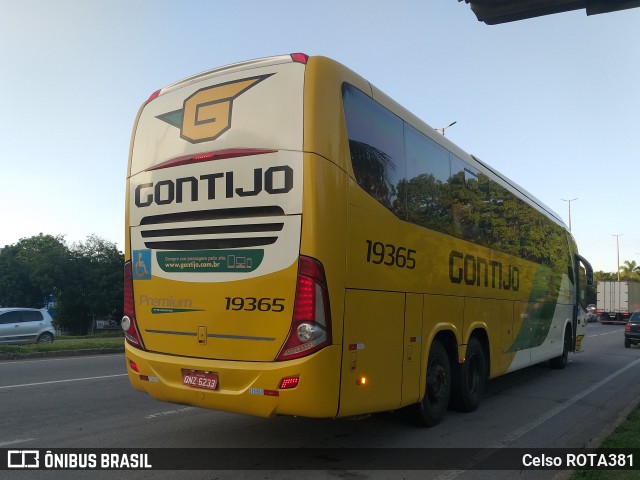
top-left (0, 234), bottom-right (69, 308)
top-left (618, 260), bottom-right (640, 281)
top-left (55, 235), bottom-right (123, 335)
top-left (0, 233), bottom-right (123, 335)
top-left (594, 270), bottom-right (617, 283)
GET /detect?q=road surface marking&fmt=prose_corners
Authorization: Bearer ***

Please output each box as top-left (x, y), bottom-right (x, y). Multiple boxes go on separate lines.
top-left (146, 407), bottom-right (195, 419)
top-left (0, 374), bottom-right (128, 390)
top-left (434, 356), bottom-right (640, 480)
top-left (0, 353), bottom-right (123, 365)
top-left (588, 329), bottom-right (624, 337)
top-left (491, 356), bottom-right (640, 447)
top-left (0, 438), bottom-right (36, 447)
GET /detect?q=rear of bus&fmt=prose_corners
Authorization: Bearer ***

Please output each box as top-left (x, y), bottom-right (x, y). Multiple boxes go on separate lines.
top-left (123, 53), bottom-right (342, 418)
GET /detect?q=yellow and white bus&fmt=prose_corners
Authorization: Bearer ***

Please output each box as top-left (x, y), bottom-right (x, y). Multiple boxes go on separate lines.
top-left (123, 53), bottom-right (593, 426)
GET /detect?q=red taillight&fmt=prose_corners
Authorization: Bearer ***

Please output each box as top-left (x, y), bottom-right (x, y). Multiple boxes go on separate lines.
top-left (626, 323), bottom-right (631, 332)
top-left (145, 89), bottom-right (161, 105)
top-left (290, 53), bottom-right (308, 64)
top-left (279, 376), bottom-right (300, 390)
top-left (147, 148), bottom-right (277, 171)
top-left (123, 261), bottom-right (145, 350)
top-left (129, 360), bottom-right (140, 373)
top-left (276, 256), bottom-right (331, 361)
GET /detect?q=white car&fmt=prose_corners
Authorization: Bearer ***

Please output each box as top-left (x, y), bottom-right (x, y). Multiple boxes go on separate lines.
top-left (0, 308), bottom-right (56, 344)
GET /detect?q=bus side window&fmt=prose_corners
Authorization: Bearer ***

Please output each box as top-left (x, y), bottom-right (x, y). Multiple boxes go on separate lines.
top-left (450, 155), bottom-right (481, 243)
top-left (404, 123), bottom-right (452, 234)
top-left (342, 84), bottom-right (405, 216)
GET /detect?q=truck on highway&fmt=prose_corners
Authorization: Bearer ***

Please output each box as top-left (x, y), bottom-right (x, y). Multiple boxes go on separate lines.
top-left (597, 281), bottom-right (640, 323)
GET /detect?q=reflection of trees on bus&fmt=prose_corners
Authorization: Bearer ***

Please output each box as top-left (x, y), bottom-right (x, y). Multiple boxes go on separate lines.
top-left (348, 140), bottom-right (398, 214)
top-left (396, 174), bottom-right (453, 236)
top-left (350, 141), bottom-right (568, 275)
top-left (343, 82), bottom-right (569, 277)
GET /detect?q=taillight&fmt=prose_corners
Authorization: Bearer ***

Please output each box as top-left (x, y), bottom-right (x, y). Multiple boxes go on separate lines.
top-left (290, 53), bottom-right (308, 64)
top-left (147, 148), bottom-right (277, 171)
top-left (276, 256), bottom-right (331, 361)
top-left (123, 261), bottom-right (145, 350)
top-left (144, 89), bottom-right (161, 105)
top-left (625, 323), bottom-right (631, 332)
top-left (279, 376), bottom-right (300, 390)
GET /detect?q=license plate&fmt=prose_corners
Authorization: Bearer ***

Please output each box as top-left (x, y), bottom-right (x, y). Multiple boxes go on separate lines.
top-left (182, 370), bottom-right (218, 391)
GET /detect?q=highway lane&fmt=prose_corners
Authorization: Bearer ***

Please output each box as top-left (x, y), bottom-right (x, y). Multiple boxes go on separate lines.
top-left (1, 323), bottom-right (639, 479)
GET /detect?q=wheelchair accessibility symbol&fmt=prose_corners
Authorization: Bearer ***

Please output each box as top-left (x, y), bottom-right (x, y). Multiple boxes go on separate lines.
top-left (133, 250), bottom-right (152, 280)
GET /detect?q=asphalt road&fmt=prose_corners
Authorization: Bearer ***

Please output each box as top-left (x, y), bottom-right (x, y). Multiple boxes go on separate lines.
top-left (1, 322), bottom-right (639, 480)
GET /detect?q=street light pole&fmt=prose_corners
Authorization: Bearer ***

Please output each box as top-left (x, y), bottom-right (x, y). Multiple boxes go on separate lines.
top-left (561, 198), bottom-right (578, 231)
top-left (613, 234), bottom-right (623, 281)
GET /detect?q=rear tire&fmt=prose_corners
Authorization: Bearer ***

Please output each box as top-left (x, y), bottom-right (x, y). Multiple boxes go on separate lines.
top-left (451, 336), bottom-right (486, 412)
top-left (625, 338), bottom-right (631, 348)
top-left (37, 332), bottom-right (54, 344)
top-left (411, 339), bottom-right (451, 427)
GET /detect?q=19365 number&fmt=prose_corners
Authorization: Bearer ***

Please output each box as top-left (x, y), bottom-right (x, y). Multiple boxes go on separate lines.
top-left (365, 240), bottom-right (416, 269)
top-left (225, 297), bottom-right (285, 312)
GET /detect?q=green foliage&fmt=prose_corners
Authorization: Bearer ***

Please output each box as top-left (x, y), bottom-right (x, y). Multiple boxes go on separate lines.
top-left (594, 271), bottom-right (617, 282)
top-left (0, 234), bottom-right (123, 335)
top-left (618, 260), bottom-right (640, 281)
top-left (571, 407), bottom-right (640, 479)
top-left (0, 234), bottom-right (68, 308)
top-left (0, 336), bottom-right (124, 354)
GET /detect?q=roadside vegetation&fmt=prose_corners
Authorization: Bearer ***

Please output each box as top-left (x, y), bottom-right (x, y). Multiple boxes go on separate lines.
top-left (571, 406), bottom-right (640, 479)
top-left (0, 233), bottom-right (123, 335)
top-left (0, 332), bottom-right (124, 355)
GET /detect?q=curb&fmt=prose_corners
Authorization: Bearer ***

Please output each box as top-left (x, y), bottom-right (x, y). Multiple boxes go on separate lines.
top-left (0, 347), bottom-right (125, 361)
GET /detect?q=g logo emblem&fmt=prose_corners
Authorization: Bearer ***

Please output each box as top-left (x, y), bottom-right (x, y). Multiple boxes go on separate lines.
top-left (157, 74), bottom-right (273, 144)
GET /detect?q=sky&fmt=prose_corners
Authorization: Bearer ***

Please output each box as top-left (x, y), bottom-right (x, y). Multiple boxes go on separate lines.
top-left (1, 0), bottom-right (638, 273)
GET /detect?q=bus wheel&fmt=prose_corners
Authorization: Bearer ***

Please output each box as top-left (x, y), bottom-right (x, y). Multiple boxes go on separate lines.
top-left (451, 336), bottom-right (486, 412)
top-left (412, 339), bottom-right (450, 427)
top-left (550, 326), bottom-right (571, 369)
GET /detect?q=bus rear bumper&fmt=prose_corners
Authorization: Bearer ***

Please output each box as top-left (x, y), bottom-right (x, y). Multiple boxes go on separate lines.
top-left (124, 343), bottom-right (341, 419)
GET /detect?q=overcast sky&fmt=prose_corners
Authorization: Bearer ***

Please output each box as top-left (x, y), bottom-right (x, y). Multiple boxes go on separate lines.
top-left (1, 1), bottom-right (638, 272)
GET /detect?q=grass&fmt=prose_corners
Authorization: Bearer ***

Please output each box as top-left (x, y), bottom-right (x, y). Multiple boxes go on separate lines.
top-left (570, 407), bottom-right (640, 479)
top-left (58, 330), bottom-right (124, 340)
top-left (0, 333), bottom-right (124, 354)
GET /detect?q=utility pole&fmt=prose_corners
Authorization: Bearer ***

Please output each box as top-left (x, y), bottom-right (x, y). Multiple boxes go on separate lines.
top-left (613, 234), bottom-right (623, 281)
top-left (561, 198), bottom-right (577, 231)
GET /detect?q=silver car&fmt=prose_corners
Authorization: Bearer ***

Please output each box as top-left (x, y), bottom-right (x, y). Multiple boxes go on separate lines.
top-left (0, 308), bottom-right (56, 344)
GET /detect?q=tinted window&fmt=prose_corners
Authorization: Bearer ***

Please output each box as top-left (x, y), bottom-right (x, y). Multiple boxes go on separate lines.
top-left (403, 124), bottom-right (452, 233)
top-left (0, 311), bottom-right (22, 324)
top-left (450, 155), bottom-right (480, 243)
top-left (21, 311), bottom-right (43, 322)
top-left (342, 84), bottom-right (405, 215)
top-left (341, 82), bottom-right (567, 271)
